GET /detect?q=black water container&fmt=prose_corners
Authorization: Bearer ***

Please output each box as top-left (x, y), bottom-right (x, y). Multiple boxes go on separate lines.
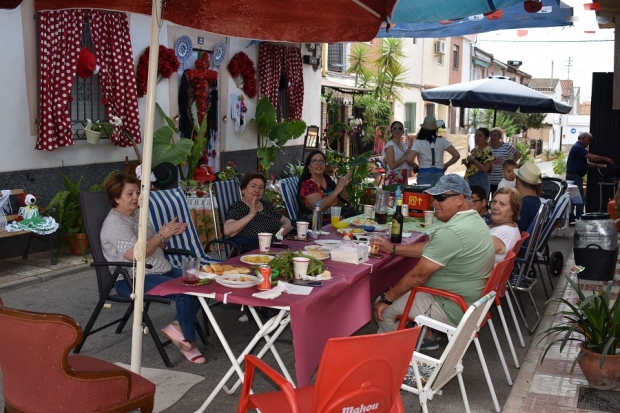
top-left (573, 213), bottom-right (618, 281)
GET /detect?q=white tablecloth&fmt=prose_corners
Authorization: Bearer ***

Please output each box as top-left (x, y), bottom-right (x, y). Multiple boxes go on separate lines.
top-left (567, 184), bottom-right (583, 205)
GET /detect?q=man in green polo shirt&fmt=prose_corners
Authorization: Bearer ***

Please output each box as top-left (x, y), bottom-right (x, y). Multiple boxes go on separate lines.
top-left (374, 174), bottom-right (495, 350)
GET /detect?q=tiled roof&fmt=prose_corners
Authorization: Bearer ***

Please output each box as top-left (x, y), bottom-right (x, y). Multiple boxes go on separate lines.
top-left (528, 78), bottom-right (559, 91)
top-left (560, 79), bottom-right (573, 99)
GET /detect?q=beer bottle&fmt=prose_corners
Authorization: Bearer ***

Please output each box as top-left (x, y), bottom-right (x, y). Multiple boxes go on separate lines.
top-left (390, 197), bottom-right (404, 243)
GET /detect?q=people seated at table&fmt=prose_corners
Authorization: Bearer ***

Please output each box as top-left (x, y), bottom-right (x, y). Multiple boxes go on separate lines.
top-left (489, 187), bottom-right (522, 263)
top-left (382, 121), bottom-right (414, 185)
top-left (408, 116), bottom-right (460, 187)
top-left (514, 162), bottom-right (542, 232)
top-left (224, 172), bottom-right (292, 254)
top-left (497, 159), bottom-right (517, 190)
top-left (373, 174), bottom-right (495, 350)
top-left (463, 127), bottom-right (494, 195)
top-left (100, 172), bottom-right (205, 364)
top-left (297, 150), bottom-right (352, 221)
top-left (470, 185), bottom-right (492, 225)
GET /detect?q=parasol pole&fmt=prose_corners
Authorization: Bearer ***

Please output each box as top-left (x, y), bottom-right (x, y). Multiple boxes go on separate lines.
top-left (493, 107), bottom-right (497, 127)
top-left (131, 0), bottom-right (162, 374)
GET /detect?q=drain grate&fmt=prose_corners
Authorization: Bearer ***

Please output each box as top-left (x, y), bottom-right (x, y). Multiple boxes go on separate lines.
top-left (577, 387), bottom-right (620, 413)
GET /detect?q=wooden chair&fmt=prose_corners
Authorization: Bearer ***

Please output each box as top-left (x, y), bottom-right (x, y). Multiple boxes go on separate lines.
top-left (0, 298), bottom-right (155, 412)
top-left (237, 327), bottom-right (422, 413)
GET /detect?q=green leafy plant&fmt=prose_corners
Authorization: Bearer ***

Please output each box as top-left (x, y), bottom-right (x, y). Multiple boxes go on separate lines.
top-left (85, 116), bottom-right (122, 136)
top-left (552, 152), bottom-right (567, 176)
top-left (252, 96), bottom-right (307, 174)
top-left (354, 95), bottom-right (393, 143)
top-left (217, 161), bottom-right (241, 182)
top-left (514, 142), bottom-right (533, 165)
top-left (283, 161), bottom-right (303, 178)
top-left (539, 276), bottom-right (620, 370)
top-left (326, 149), bottom-right (372, 208)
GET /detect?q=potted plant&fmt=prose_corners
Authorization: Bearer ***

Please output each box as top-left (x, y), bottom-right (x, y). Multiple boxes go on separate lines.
top-left (325, 149), bottom-right (372, 211)
top-left (84, 116), bottom-right (122, 144)
top-left (539, 274), bottom-right (620, 390)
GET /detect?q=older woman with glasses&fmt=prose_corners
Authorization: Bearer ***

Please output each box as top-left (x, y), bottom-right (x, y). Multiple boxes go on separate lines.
top-left (489, 187), bottom-right (522, 263)
top-left (381, 121), bottom-right (415, 185)
top-left (297, 150), bottom-right (351, 222)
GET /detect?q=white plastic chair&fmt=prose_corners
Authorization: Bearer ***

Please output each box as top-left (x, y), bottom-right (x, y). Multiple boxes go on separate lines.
top-left (402, 292), bottom-right (497, 413)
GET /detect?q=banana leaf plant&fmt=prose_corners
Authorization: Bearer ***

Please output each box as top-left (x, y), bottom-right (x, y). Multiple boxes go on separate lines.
top-left (152, 102), bottom-right (206, 180)
top-left (252, 96), bottom-right (306, 174)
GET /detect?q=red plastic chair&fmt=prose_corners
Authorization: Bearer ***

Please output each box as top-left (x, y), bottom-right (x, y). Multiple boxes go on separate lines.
top-left (395, 252), bottom-right (517, 413)
top-left (237, 326), bottom-right (422, 413)
top-left (0, 298), bottom-right (155, 413)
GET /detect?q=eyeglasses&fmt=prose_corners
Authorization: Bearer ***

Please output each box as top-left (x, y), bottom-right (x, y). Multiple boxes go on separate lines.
top-left (391, 127), bottom-right (404, 131)
top-left (433, 193), bottom-right (461, 202)
top-left (471, 198), bottom-right (482, 204)
top-left (310, 159), bottom-right (325, 165)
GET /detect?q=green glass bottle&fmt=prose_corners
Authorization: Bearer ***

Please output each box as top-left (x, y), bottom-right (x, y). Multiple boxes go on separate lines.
top-left (390, 197), bottom-right (404, 243)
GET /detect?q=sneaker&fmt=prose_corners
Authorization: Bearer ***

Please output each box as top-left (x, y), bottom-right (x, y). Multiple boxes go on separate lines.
top-left (419, 338), bottom-right (439, 351)
top-left (403, 363), bottom-right (435, 387)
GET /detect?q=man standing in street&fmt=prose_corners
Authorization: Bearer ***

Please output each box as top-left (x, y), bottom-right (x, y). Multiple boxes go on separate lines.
top-left (566, 132), bottom-right (614, 224)
top-left (373, 174), bottom-right (495, 350)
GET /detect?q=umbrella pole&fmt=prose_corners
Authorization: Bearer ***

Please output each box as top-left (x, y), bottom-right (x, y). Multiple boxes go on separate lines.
top-left (493, 109), bottom-right (497, 127)
top-left (131, 0), bottom-right (162, 375)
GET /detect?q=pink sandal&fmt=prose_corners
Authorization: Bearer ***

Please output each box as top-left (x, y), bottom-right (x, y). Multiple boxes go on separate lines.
top-left (181, 347), bottom-right (206, 364)
top-left (161, 324), bottom-right (192, 352)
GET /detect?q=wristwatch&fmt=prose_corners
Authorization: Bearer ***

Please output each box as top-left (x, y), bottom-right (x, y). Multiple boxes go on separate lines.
top-left (390, 244), bottom-right (397, 256)
top-left (379, 292), bottom-right (393, 305)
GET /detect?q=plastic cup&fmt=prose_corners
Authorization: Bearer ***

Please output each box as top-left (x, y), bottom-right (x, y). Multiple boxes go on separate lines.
top-left (258, 232), bottom-right (273, 252)
top-left (369, 236), bottom-right (382, 255)
top-left (293, 257), bottom-right (310, 279)
top-left (330, 206), bottom-right (342, 226)
top-left (401, 204), bottom-right (409, 217)
top-left (364, 204), bottom-right (374, 219)
top-left (424, 211), bottom-right (435, 225)
top-left (296, 221), bottom-right (309, 240)
top-left (182, 257), bottom-right (200, 285)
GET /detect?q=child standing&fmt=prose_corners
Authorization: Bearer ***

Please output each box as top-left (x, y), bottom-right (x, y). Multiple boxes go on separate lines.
top-left (498, 159), bottom-right (517, 189)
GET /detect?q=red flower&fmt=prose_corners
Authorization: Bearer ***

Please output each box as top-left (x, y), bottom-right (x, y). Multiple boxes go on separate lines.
top-left (101, 97), bottom-right (108, 105)
top-left (227, 160), bottom-right (237, 168)
top-left (185, 54), bottom-right (219, 123)
top-left (135, 45), bottom-right (180, 98)
top-left (227, 52), bottom-right (257, 98)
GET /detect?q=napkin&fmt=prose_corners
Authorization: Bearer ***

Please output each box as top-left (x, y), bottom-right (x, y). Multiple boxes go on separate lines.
top-left (198, 272), bottom-right (217, 280)
top-left (251, 281), bottom-right (313, 299)
top-left (275, 228), bottom-right (284, 241)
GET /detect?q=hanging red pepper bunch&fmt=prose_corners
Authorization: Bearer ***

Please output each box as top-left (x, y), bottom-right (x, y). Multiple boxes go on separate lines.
top-left (136, 45), bottom-right (180, 98)
top-left (227, 52), bottom-right (257, 98)
top-left (186, 53), bottom-right (219, 122)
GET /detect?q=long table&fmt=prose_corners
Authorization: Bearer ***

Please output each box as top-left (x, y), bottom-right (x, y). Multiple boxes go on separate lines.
top-left (148, 229), bottom-right (426, 404)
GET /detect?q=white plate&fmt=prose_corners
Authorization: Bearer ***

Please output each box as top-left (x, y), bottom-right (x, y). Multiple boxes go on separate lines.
top-left (305, 272), bottom-right (332, 280)
top-left (216, 274), bottom-right (261, 288)
top-left (315, 239), bottom-right (342, 247)
top-left (337, 228), bottom-right (366, 235)
top-left (239, 254), bottom-right (274, 265)
top-left (300, 251), bottom-right (329, 261)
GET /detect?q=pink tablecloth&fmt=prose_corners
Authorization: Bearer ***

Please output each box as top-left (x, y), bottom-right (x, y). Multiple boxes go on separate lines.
top-left (148, 230), bottom-right (426, 386)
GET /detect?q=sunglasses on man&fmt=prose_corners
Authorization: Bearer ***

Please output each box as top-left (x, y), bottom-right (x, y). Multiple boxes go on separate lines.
top-left (432, 193), bottom-right (461, 202)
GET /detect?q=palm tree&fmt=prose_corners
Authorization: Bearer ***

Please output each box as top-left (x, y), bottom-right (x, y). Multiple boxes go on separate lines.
top-left (373, 39), bottom-right (409, 103)
top-left (347, 43), bottom-right (371, 87)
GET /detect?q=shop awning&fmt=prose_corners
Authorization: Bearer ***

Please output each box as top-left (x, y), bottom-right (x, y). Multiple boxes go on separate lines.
top-left (321, 78), bottom-right (373, 94)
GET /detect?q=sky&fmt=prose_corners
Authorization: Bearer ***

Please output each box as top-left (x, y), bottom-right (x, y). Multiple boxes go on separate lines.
top-left (474, 0), bottom-right (615, 103)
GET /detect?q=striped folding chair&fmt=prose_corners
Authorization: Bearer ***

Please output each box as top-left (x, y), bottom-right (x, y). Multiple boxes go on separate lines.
top-left (148, 188), bottom-right (220, 268)
top-left (207, 179), bottom-right (257, 259)
top-left (279, 175), bottom-right (300, 221)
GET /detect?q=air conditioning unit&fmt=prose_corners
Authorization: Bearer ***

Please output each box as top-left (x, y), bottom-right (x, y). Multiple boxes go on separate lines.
top-left (434, 40), bottom-right (446, 55)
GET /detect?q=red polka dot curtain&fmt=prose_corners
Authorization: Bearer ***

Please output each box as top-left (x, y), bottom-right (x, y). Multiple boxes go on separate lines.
top-left (258, 43), bottom-right (304, 120)
top-left (88, 10), bottom-right (141, 146)
top-left (36, 10), bottom-right (83, 151)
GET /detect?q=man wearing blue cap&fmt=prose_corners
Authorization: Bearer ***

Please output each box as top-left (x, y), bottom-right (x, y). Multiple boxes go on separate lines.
top-left (373, 174), bottom-right (495, 350)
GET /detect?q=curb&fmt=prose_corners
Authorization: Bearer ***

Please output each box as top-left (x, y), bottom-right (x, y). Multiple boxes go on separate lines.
top-left (0, 263), bottom-right (91, 293)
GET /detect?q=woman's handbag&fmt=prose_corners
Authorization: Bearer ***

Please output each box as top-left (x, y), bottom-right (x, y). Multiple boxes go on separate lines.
top-left (341, 204), bottom-right (357, 218)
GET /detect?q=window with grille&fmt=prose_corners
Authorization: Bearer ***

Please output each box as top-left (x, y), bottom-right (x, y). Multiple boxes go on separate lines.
top-left (453, 45), bottom-right (459, 70)
top-left (327, 43), bottom-right (346, 72)
top-left (404, 102), bottom-right (416, 133)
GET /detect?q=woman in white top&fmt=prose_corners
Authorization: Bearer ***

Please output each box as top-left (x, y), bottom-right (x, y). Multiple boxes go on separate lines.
top-left (408, 116), bottom-right (460, 187)
top-left (489, 187), bottom-right (522, 263)
top-left (382, 121), bottom-right (413, 185)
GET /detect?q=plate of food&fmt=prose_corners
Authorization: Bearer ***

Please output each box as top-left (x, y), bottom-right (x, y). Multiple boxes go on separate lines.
top-left (314, 239), bottom-right (342, 249)
top-left (302, 249), bottom-right (330, 260)
top-left (304, 270), bottom-right (332, 280)
top-left (216, 274), bottom-right (261, 288)
top-left (201, 263), bottom-right (252, 276)
top-left (352, 217), bottom-right (375, 226)
top-left (337, 228), bottom-right (365, 235)
top-left (240, 254), bottom-right (274, 265)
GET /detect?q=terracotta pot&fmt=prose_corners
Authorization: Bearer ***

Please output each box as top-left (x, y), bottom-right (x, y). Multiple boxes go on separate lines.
top-left (68, 233), bottom-right (89, 256)
top-left (578, 342), bottom-right (620, 390)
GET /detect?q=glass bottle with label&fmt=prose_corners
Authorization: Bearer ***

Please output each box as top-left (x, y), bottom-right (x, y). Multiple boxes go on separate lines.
top-left (390, 197), bottom-right (404, 243)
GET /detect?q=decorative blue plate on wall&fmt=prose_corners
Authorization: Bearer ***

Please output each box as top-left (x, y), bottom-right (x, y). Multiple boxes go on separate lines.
top-left (175, 35), bottom-right (193, 63)
top-left (212, 41), bottom-right (226, 67)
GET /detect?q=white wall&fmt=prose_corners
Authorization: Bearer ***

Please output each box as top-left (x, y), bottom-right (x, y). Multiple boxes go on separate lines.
top-left (562, 115), bottom-right (591, 146)
top-left (393, 38), bottom-right (423, 129)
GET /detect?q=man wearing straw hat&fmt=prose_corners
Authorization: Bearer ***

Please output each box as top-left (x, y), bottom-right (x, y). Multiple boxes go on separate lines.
top-left (514, 162), bottom-right (542, 232)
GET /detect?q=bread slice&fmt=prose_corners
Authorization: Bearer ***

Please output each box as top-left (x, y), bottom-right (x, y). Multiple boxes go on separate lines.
top-left (235, 267), bottom-right (251, 274)
top-left (201, 264), bottom-right (213, 273)
top-left (220, 264), bottom-right (235, 272)
top-left (211, 263), bottom-right (223, 274)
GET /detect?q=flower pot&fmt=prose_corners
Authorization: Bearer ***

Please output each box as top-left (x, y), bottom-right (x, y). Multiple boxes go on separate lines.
top-left (84, 129), bottom-right (102, 145)
top-left (578, 342), bottom-right (620, 390)
top-left (68, 233), bottom-right (89, 255)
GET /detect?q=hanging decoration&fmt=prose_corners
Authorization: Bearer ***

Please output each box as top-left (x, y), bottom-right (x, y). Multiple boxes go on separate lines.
top-left (185, 52), bottom-right (219, 123)
top-left (231, 93), bottom-right (247, 133)
top-left (136, 45), bottom-right (180, 98)
top-left (174, 35), bottom-right (193, 63)
top-left (227, 51), bottom-right (257, 98)
top-left (212, 41), bottom-right (226, 67)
